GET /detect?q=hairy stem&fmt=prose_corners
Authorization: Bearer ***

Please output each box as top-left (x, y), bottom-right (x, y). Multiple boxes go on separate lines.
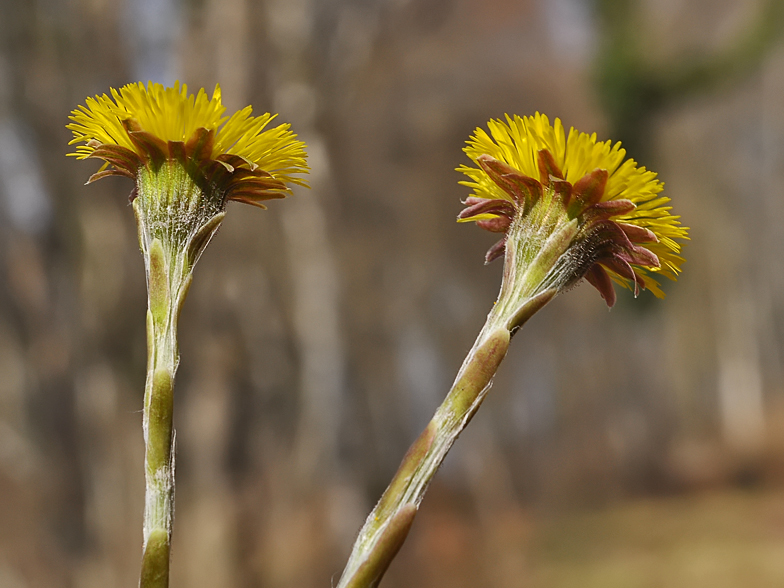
top-left (131, 162), bottom-right (225, 588)
top-left (138, 235), bottom-right (191, 588)
top-left (336, 319), bottom-right (515, 588)
top-left (336, 195), bottom-right (572, 586)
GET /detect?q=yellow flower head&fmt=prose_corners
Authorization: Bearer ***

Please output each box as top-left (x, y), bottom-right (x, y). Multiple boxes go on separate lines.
top-left (458, 113), bottom-right (688, 306)
top-left (68, 81), bottom-right (308, 207)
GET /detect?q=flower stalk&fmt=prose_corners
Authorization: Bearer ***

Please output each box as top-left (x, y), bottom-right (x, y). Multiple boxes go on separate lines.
top-left (337, 289), bottom-right (556, 588)
top-left (336, 326), bottom-right (511, 588)
top-left (135, 163), bottom-right (225, 587)
top-left (337, 113), bottom-right (688, 588)
top-left (67, 81), bottom-right (308, 588)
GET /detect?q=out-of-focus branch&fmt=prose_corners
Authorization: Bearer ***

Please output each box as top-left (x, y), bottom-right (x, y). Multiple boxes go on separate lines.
top-left (596, 0), bottom-right (784, 158)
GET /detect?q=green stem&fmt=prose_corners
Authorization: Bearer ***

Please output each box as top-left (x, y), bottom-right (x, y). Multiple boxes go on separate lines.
top-left (337, 171), bottom-right (584, 586)
top-left (337, 318), bottom-right (516, 588)
top-left (139, 236), bottom-right (191, 588)
top-left (130, 161), bottom-right (226, 588)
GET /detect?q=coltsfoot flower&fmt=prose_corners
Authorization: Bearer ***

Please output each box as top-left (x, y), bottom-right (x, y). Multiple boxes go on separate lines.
top-left (68, 80), bottom-right (310, 314)
top-left (458, 113), bottom-right (687, 316)
top-left (68, 81), bottom-right (308, 203)
top-left (67, 82), bottom-right (308, 588)
top-left (68, 81), bottom-right (309, 277)
top-left (335, 114), bottom-right (689, 588)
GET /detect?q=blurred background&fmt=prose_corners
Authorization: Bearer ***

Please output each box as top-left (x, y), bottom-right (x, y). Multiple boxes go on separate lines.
top-left (1, 0), bottom-right (784, 586)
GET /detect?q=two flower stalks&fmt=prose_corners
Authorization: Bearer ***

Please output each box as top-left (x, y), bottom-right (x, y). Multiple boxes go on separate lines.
top-left (69, 84), bottom-right (687, 588)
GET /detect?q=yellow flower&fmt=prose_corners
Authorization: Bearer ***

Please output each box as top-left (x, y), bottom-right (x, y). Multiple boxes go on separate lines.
top-left (68, 81), bottom-right (308, 207)
top-left (458, 113), bottom-right (688, 305)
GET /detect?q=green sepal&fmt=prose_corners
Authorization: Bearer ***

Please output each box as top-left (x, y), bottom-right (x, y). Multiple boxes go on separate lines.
top-left (140, 529), bottom-right (171, 588)
top-left (342, 505), bottom-right (417, 588)
top-left (448, 328), bottom-right (510, 419)
top-left (187, 211), bottom-right (225, 267)
top-left (147, 238), bottom-right (170, 329)
top-left (375, 422), bottom-right (436, 518)
top-left (147, 369), bottom-right (174, 474)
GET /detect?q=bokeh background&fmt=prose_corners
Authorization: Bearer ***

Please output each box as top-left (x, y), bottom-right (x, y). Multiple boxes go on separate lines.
top-left (1, 0), bottom-right (784, 586)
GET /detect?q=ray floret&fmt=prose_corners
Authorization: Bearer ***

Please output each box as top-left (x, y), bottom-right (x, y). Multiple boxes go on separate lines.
top-left (68, 81), bottom-right (309, 208)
